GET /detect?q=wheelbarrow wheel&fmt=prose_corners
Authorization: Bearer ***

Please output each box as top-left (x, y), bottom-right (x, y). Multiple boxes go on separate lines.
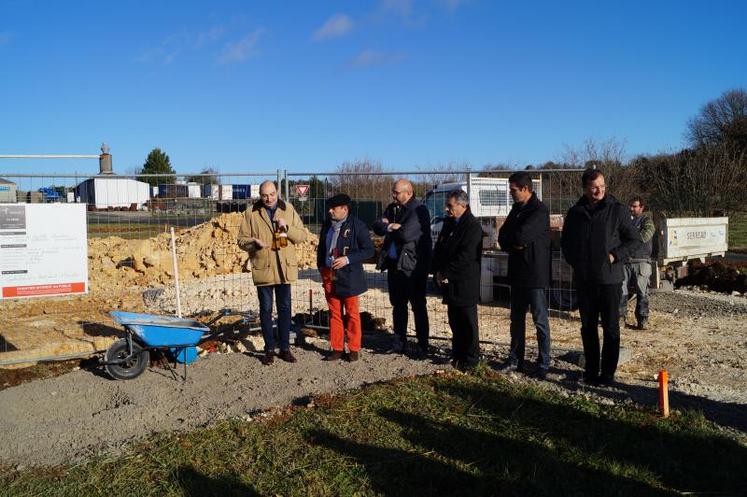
top-left (105, 339), bottom-right (150, 380)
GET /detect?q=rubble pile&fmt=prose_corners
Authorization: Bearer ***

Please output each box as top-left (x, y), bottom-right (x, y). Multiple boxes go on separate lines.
top-left (87, 213), bottom-right (320, 293)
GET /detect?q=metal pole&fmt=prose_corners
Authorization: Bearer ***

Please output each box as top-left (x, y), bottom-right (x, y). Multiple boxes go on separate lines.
top-left (276, 169), bottom-right (282, 198)
top-left (284, 169), bottom-right (289, 201)
top-left (0, 154), bottom-right (99, 159)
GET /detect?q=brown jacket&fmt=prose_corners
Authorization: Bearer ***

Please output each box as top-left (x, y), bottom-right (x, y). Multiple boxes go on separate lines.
top-left (237, 199), bottom-right (307, 286)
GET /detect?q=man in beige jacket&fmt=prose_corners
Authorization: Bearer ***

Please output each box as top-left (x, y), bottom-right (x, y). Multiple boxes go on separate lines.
top-left (238, 180), bottom-right (307, 365)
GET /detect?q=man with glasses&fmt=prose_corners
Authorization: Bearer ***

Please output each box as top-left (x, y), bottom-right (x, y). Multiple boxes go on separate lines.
top-left (561, 169), bottom-right (640, 386)
top-left (373, 179), bottom-right (432, 357)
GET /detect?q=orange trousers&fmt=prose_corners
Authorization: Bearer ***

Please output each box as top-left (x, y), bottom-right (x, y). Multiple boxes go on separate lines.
top-left (321, 267), bottom-right (362, 352)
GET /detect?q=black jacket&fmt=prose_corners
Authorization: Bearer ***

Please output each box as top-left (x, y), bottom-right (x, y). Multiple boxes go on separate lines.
top-left (561, 194), bottom-right (641, 287)
top-left (432, 209), bottom-right (483, 306)
top-left (498, 193), bottom-right (551, 288)
top-left (372, 197), bottom-right (432, 276)
top-left (317, 216), bottom-right (375, 297)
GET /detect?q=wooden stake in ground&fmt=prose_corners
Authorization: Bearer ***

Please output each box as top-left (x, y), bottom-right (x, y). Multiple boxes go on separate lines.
top-left (170, 227), bottom-right (182, 318)
top-left (658, 369), bottom-right (670, 417)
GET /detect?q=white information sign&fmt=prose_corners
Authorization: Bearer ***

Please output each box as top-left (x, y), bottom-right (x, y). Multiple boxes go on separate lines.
top-left (0, 204), bottom-right (88, 299)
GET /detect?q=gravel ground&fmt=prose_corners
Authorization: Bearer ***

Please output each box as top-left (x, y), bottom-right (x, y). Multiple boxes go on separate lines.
top-left (1, 281), bottom-right (745, 468)
top-left (0, 336), bottom-right (448, 467)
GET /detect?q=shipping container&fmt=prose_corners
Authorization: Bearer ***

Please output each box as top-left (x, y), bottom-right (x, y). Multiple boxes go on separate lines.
top-left (219, 184), bottom-right (233, 200)
top-left (232, 184), bottom-right (251, 199)
top-left (187, 182), bottom-right (202, 198)
top-left (157, 184), bottom-right (188, 198)
top-left (202, 184), bottom-right (220, 199)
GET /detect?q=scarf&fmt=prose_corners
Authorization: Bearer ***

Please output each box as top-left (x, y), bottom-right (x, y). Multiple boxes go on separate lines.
top-left (326, 217), bottom-right (347, 266)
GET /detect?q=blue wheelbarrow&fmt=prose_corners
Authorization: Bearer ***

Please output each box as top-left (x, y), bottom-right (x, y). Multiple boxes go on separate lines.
top-left (103, 311), bottom-right (211, 380)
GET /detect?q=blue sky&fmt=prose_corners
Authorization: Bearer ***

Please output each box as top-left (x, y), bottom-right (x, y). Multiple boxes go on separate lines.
top-left (1, 0), bottom-right (745, 176)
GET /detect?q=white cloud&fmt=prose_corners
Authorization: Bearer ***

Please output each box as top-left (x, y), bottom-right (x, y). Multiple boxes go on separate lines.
top-left (312, 13), bottom-right (355, 41)
top-left (194, 26), bottom-right (225, 48)
top-left (217, 29), bottom-right (265, 64)
top-left (349, 49), bottom-right (407, 67)
top-left (380, 0), bottom-right (414, 17)
top-left (136, 32), bottom-right (188, 65)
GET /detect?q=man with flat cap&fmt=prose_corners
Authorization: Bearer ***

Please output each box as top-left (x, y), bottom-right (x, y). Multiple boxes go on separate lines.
top-left (317, 193), bottom-right (375, 362)
top-left (373, 179), bottom-right (432, 357)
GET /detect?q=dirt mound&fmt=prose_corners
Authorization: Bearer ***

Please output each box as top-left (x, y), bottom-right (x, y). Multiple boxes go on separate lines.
top-left (87, 213), bottom-right (320, 293)
top-left (676, 260), bottom-right (747, 294)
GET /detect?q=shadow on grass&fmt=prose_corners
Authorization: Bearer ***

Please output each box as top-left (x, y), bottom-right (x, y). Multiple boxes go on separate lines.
top-left (176, 465), bottom-right (259, 497)
top-left (307, 374), bottom-right (747, 497)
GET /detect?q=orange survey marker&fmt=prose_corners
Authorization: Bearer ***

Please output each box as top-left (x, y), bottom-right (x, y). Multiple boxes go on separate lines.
top-left (658, 369), bottom-right (670, 417)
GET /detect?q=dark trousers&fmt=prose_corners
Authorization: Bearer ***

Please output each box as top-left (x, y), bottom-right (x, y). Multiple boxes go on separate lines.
top-left (387, 267), bottom-right (430, 349)
top-left (447, 304), bottom-right (480, 366)
top-left (577, 284), bottom-right (621, 380)
top-left (509, 287), bottom-right (551, 370)
top-left (257, 284), bottom-right (292, 353)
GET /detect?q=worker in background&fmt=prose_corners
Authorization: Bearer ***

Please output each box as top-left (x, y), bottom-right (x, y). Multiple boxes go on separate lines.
top-left (620, 196), bottom-right (656, 330)
top-left (316, 193), bottom-right (375, 362)
top-left (432, 189), bottom-right (483, 371)
top-left (237, 180), bottom-right (307, 366)
top-left (561, 169), bottom-right (640, 386)
top-left (498, 171), bottom-right (552, 380)
top-left (372, 179), bottom-right (432, 358)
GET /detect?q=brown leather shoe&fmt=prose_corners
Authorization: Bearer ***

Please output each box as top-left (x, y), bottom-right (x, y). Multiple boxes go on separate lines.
top-left (278, 349), bottom-right (297, 363)
top-left (260, 351), bottom-right (275, 366)
top-left (347, 351), bottom-right (360, 362)
top-left (323, 351), bottom-right (344, 361)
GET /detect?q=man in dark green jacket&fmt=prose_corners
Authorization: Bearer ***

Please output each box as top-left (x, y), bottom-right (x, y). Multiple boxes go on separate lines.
top-left (620, 196), bottom-right (656, 330)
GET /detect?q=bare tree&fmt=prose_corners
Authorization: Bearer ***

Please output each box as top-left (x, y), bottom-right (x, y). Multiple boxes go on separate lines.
top-left (330, 159), bottom-right (394, 205)
top-left (638, 144), bottom-right (747, 216)
top-left (687, 88), bottom-right (747, 150)
top-left (559, 137), bottom-right (640, 203)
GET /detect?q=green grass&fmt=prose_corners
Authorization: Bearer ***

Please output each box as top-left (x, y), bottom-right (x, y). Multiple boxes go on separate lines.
top-left (2, 370), bottom-right (745, 497)
top-left (730, 211), bottom-right (747, 252)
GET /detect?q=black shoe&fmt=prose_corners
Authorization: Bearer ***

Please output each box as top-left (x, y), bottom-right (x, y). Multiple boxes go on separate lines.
top-left (260, 351), bottom-right (275, 366)
top-left (347, 351), bottom-right (360, 362)
top-left (323, 350), bottom-right (344, 361)
top-left (411, 346), bottom-right (429, 360)
top-left (278, 350), bottom-right (297, 363)
top-left (580, 374), bottom-right (600, 386)
top-left (498, 361), bottom-right (522, 374)
top-left (599, 374), bottom-right (616, 386)
top-left (530, 368), bottom-right (548, 380)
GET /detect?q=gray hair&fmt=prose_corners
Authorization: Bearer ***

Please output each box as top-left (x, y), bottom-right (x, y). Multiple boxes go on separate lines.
top-left (447, 189), bottom-right (469, 205)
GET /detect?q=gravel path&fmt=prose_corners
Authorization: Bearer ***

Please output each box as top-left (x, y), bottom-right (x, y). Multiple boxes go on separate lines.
top-left (0, 336), bottom-right (448, 467)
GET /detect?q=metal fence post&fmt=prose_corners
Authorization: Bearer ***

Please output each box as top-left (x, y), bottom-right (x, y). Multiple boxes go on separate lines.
top-left (284, 169), bottom-right (289, 201)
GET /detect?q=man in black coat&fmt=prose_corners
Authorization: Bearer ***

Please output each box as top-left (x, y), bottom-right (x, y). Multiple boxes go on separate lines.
top-left (561, 169), bottom-right (640, 385)
top-left (317, 194), bottom-right (375, 362)
top-left (498, 172), bottom-right (551, 379)
top-left (432, 189), bottom-right (483, 370)
top-left (373, 179), bottom-right (432, 356)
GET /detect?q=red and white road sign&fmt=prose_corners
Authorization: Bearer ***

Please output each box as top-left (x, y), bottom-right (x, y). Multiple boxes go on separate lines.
top-left (295, 184), bottom-right (310, 200)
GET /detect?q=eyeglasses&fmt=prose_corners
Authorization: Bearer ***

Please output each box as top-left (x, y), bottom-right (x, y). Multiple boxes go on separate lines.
top-left (392, 190), bottom-right (406, 194)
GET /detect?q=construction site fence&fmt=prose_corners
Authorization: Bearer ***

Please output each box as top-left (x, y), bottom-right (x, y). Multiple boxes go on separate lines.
top-left (0, 169), bottom-right (587, 355)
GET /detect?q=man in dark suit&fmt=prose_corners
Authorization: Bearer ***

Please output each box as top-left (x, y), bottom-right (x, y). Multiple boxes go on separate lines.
top-left (316, 193), bottom-right (375, 362)
top-left (561, 169), bottom-right (640, 385)
top-left (373, 179), bottom-right (432, 357)
top-left (498, 172), bottom-right (552, 379)
top-left (432, 189), bottom-right (483, 370)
